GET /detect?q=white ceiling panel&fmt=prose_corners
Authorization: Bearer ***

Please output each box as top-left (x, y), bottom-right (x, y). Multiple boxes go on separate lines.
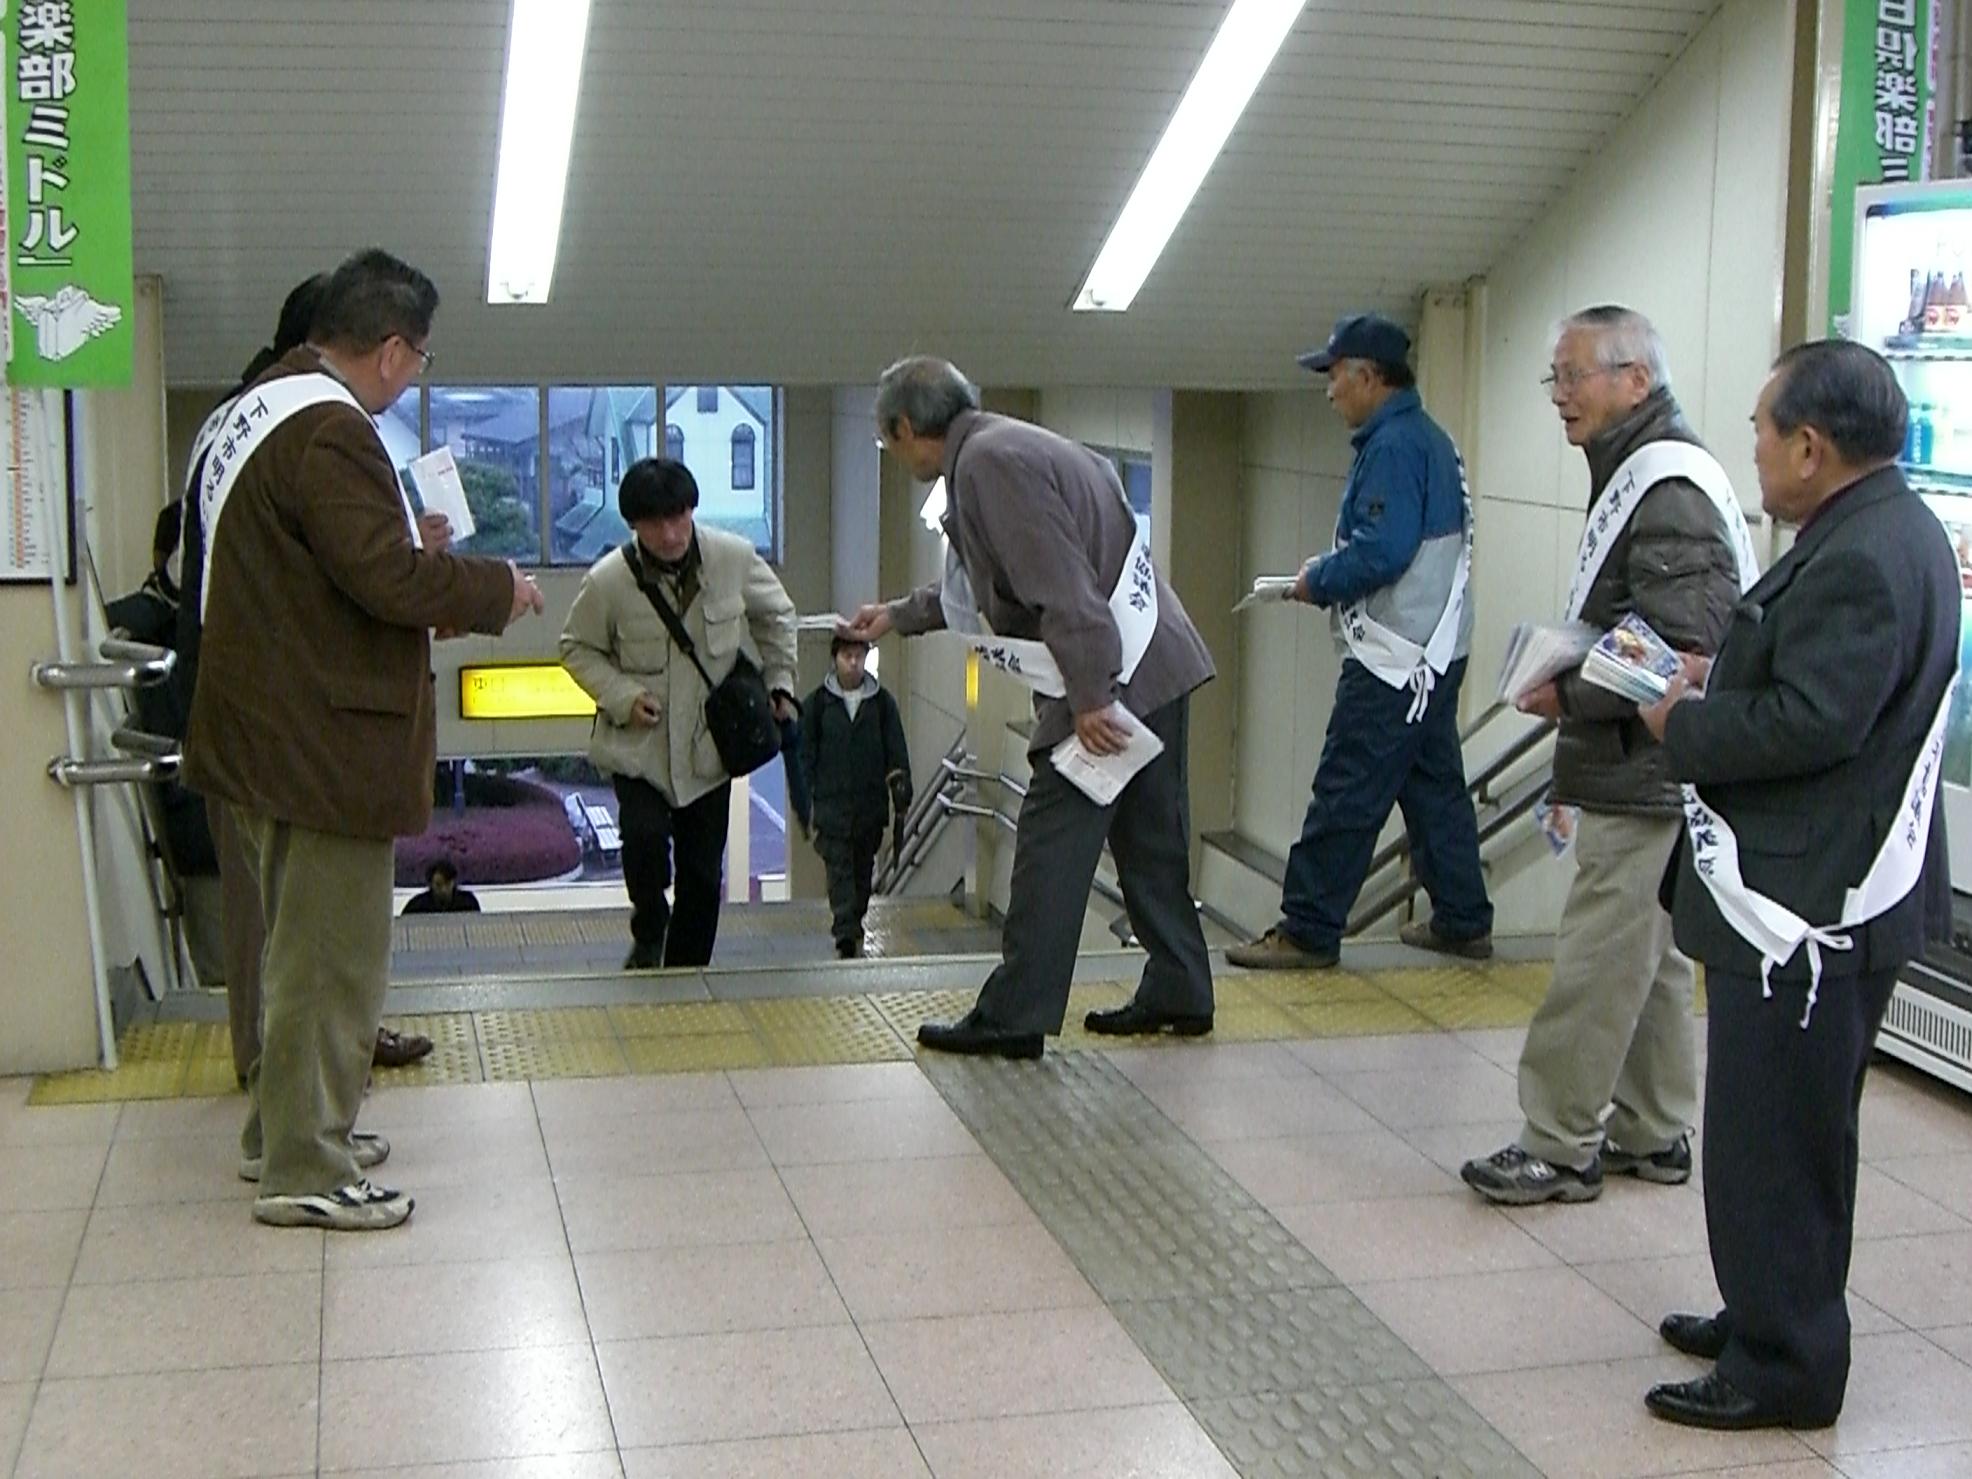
top-left (129, 0), bottom-right (1724, 388)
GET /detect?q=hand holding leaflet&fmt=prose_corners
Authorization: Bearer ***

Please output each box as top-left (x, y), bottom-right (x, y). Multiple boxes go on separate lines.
top-left (1234, 575), bottom-right (1301, 613)
top-left (1050, 704), bottom-right (1165, 807)
top-left (407, 447), bottom-right (477, 542)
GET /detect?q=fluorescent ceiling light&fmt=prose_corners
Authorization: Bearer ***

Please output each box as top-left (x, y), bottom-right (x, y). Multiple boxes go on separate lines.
top-left (1073, 0), bottom-right (1306, 313)
top-left (485, 0), bottom-right (594, 305)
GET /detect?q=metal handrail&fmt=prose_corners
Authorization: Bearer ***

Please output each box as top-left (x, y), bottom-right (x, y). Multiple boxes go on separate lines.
top-left (110, 726), bottom-right (178, 758)
top-left (939, 793), bottom-right (1018, 832)
top-left (48, 754), bottom-right (180, 788)
top-left (32, 638), bottom-right (175, 691)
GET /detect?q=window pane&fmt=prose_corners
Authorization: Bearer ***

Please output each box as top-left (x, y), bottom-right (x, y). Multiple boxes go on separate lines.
top-left (664, 424), bottom-right (684, 460)
top-left (1092, 445), bottom-right (1152, 542)
top-left (378, 387), bottom-right (423, 480)
top-left (547, 385), bottom-right (656, 566)
top-left (668, 384), bottom-right (777, 557)
top-left (429, 385), bottom-right (543, 562)
top-left (731, 425), bottom-right (756, 491)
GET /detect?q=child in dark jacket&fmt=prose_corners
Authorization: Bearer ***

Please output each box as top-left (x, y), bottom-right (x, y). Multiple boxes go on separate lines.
top-left (798, 637), bottom-right (912, 958)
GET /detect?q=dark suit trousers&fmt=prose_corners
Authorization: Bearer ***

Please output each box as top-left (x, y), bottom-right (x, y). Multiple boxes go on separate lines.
top-left (614, 776), bottom-right (732, 967)
top-left (973, 696), bottom-right (1214, 1035)
top-left (818, 827), bottom-right (883, 947)
top-left (1703, 964), bottom-right (1901, 1420)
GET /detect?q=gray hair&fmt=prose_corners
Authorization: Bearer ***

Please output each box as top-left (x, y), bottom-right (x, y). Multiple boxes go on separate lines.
top-left (875, 356), bottom-right (980, 440)
top-left (1557, 305), bottom-right (1671, 391)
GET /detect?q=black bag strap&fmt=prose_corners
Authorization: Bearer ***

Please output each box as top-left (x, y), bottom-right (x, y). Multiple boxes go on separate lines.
top-left (626, 542), bottom-right (716, 691)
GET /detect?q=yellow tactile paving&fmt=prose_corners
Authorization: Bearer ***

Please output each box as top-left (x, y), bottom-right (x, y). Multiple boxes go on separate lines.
top-left (394, 920), bottom-right (469, 952)
top-left (476, 1007), bottom-right (616, 1043)
top-left (607, 1002), bottom-right (751, 1038)
top-left (463, 918), bottom-right (529, 949)
top-left (482, 1035), bottom-right (630, 1082)
top-left (31, 961), bottom-right (1633, 1102)
top-left (622, 1033), bottom-right (772, 1073)
top-left (520, 916), bottom-right (589, 948)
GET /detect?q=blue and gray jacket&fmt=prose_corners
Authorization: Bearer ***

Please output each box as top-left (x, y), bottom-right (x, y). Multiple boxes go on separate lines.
top-left (1302, 387), bottom-right (1473, 662)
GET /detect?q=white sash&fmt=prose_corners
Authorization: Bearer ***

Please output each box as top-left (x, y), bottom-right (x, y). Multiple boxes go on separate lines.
top-left (186, 398), bottom-right (234, 495)
top-left (930, 473), bottom-right (1159, 700)
top-left (1683, 679), bottom-right (1955, 1028)
top-left (1337, 458), bottom-right (1473, 724)
top-left (199, 373), bottom-right (374, 620)
top-left (1567, 441), bottom-right (1761, 620)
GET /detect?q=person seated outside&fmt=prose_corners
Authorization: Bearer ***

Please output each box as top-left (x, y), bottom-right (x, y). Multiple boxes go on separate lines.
top-left (798, 636), bottom-right (912, 958)
top-left (400, 857), bottom-right (482, 915)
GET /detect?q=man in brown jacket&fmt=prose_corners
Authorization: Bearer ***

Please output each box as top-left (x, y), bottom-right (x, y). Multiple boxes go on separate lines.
top-left (843, 356), bottom-right (1216, 1058)
top-left (186, 249), bottom-right (542, 1231)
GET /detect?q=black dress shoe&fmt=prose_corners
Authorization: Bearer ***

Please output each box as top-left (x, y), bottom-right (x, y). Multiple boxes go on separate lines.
top-left (1644, 1370), bottom-right (1834, 1431)
top-left (1659, 1312), bottom-right (1727, 1360)
top-left (917, 1011), bottom-right (1043, 1060)
top-left (1083, 1002), bottom-right (1213, 1037)
top-left (623, 943), bottom-right (664, 971)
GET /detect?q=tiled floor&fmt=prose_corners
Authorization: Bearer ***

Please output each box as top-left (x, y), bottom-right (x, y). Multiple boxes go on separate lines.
top-left (4, 1022), bottom-right (1972, 1477)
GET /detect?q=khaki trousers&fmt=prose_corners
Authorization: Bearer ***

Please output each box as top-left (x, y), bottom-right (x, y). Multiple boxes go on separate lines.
top-left (1517, 809), bottom-right (1697, 1172)
top-left (229, 806), bottom-right (393, 1197)
top-left (209, 797), bottom-right (266, 1084)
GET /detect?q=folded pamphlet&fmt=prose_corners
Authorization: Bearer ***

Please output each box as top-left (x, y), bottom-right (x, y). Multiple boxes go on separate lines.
top-left (1580, 613), bottom-right (1680, 704)
top-left (406, 446), bottom-right (477, 542)
top-left (797, 613), bottom-right (849, 633)
top-left (1495, 621), bottom-right (1597, 704)
top-left (1050, 706), bottom-right (1165, 807)
top-left (1233, 575), bottom-right (1301, 614)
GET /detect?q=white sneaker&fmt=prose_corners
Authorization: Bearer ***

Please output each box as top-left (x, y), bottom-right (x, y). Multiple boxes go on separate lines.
top-left (252, 1178), bottom-right (413, 1231)
top-left (240, 1130), bottom-right (390, 1184)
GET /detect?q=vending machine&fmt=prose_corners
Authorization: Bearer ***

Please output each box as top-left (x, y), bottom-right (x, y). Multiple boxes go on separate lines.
top-left (1851, 178), bottom-right (1972, 1092)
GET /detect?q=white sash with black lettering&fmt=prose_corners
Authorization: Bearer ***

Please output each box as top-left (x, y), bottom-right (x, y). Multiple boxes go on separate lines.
top-left (198, 373), bottom-right (370, 620)
top-left (1566, 440), bottom-right (1761, 620)
top-left (1683, 678), bottom-right (1955, 1028)
top-left (929, 474), bottom-right (1158, 700)
top-left (1335, 459), bottom-right (1473, 725)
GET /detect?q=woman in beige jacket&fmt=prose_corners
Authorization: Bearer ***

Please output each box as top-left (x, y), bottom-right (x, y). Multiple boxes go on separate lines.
top-left (560, 458), bottom-right (798, 968)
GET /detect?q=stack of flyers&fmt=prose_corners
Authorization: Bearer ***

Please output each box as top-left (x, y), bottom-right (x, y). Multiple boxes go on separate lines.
top-left (1495, 621), bottom-right (1597, 704)
top-left (1580, 613), bottom-right (1680, 703)
top-left (797, 613), bottom-right (850, 634)
top-left (1233, 575), bottom-right (1301, 614)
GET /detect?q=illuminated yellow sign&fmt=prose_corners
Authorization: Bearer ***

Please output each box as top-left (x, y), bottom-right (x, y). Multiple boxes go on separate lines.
top-left (459, 664), bottom-right (597, 721)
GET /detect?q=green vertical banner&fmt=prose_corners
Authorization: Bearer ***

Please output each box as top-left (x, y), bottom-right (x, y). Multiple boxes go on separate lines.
top-left (1827, 0), bottom-right (1940, 330)
top-left (0, 0), bottom-right (134, 386)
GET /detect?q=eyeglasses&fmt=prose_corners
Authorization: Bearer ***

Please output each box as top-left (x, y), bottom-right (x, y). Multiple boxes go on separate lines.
top-left (395, 336), bottom-right (435, 374)
top-left (1540, 361), bottom-right (1634, 391)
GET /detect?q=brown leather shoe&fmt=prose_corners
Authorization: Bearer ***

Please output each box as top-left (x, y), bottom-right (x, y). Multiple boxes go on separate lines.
top-left (373, 1027), bottom-right (434, 1068)
top-left (1224, 928), bottom-right (1339, 971)
top-left (1399, 922), bottom-right (1494, 960)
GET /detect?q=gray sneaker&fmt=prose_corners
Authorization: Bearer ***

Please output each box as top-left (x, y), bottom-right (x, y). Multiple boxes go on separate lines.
top-left (1225, 928), bottom-right (1339, 971)
top-left (1399, 922), bottom-right (1495, 961)
top-left (1461, 1143), bottom-right (1603, 1205)
top-left (252, 1178), bottom-right (413, 1231)
top-left (1602, 1133), bottom-right (1693, 1185)
top-left (240, 1130), bottom-right (389, 1184)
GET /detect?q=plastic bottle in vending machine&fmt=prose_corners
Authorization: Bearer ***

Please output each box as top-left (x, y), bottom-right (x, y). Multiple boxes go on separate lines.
top-left (1913, 401), bottom-right (1936, 469)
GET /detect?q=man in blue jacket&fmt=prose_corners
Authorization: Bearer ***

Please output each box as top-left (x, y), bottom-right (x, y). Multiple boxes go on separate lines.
top-left (1229, 314), bottom-right (1493, 970)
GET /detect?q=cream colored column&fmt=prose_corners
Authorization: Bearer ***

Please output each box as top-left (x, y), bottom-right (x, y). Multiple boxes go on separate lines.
top-left (1154, 390), bottom-right (1242, 868)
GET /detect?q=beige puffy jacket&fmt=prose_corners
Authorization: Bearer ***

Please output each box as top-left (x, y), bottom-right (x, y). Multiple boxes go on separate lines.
top-left (560, 526), bottom-right (798, 808)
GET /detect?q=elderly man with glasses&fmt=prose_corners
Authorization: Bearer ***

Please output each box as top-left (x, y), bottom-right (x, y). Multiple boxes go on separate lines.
top-left (1461, 305), bottom-right (1757, 1206)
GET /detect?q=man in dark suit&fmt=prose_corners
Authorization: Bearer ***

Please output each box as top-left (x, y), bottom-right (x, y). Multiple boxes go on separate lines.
top-left (1636, 340), bottom-right (1958, 1431)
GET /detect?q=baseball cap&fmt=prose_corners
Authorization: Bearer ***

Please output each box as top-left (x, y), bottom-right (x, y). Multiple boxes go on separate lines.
top-left (1297, 314), bottom-right (1412, 373)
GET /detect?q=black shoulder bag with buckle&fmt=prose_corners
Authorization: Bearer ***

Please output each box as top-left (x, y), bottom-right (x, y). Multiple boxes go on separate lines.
top-left (631, 553), bottom-right (782, 779)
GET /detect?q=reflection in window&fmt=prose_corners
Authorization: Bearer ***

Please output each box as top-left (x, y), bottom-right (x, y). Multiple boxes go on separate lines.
top-left (548, 386), bottom-right (657, 566)
top-left (427, 386), bottom-right (542, 561)
top-left (664, 424), bottom-right (685, 461)
top-left (667, 385), bottom-right (778, 558)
